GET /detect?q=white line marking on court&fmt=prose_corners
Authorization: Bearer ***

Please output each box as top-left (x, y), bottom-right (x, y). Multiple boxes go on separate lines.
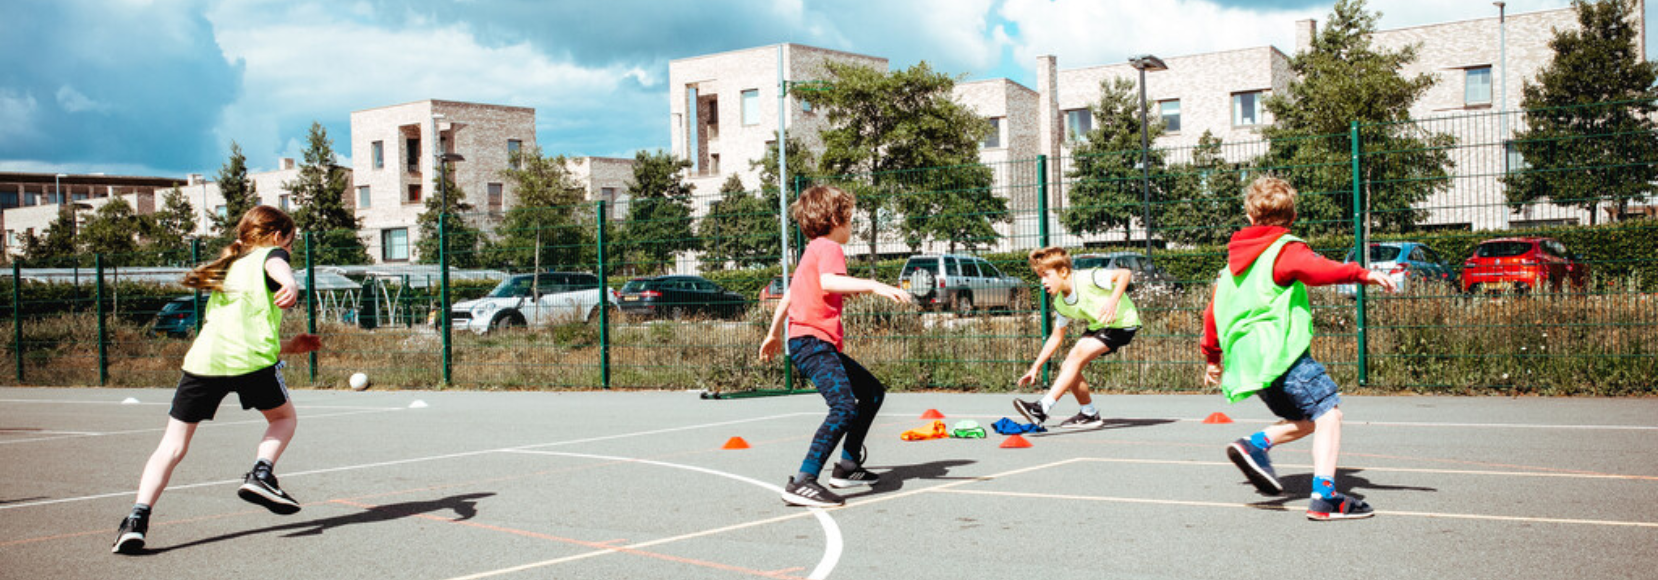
top-left (0, 397), bottom-right (406, 412)
top-left (0, 408), bottom-right (403, 446)
top-left (503, 449), bottom-right (844, 580)
top-left (912, 413), bottom-right (1658, 431)
top-left (1074, 457), bottom-right (1658, 481)
top-left (0, 412), bottom-right (815, 511)
top-left (933, 488), bottom-right (1658, 528)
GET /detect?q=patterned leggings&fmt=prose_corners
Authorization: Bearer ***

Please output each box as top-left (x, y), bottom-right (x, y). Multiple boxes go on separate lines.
top-left (790, 336), bottom-right (886, 477)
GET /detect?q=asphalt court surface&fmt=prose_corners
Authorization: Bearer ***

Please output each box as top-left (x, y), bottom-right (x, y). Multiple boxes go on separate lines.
top-left (2, 386), bottom-right (1656, 579)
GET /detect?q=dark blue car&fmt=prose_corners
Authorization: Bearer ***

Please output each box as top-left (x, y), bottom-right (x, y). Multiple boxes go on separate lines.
top-left (151, 295), bottom-right (210, 337)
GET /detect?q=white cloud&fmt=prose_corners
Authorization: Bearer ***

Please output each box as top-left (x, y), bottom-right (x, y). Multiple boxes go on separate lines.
top-left (56, 85), bottom-right (111, 114)
top-left (0, 90), bottom-right (41, 141)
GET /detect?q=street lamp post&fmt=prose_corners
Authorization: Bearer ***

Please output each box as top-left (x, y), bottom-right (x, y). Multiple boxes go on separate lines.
top-left (1128, 55), bottom-right (1167, 257)
top-left (54, 173), bottom-right (67, 205)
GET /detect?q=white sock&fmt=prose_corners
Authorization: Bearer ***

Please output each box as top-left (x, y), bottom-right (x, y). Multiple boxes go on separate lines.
top-left (1039, 396), bottom-right (1057, 413)
top-left (1079, 403), bottom-right (1098, 416)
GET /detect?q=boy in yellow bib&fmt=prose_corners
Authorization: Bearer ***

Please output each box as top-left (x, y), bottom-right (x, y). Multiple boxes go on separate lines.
top-left (1201, 177), bottom-right (1394, 521)
top-left (113, 206), bottom-right (319, 554)
top-left (1012, 247), bottom-right (1139, 429)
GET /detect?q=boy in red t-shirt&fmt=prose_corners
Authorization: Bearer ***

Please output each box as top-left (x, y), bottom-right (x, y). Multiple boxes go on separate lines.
top-left (760, 185), bottom-right (912, 507)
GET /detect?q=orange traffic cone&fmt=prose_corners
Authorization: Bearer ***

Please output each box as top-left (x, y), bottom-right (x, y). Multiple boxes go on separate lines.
top-left (920, 409), bottom-right (945, 419)
top-left (1202, 412), bottom-right (1234, 424)
top-left (722, 437), bottom-right (751, 450)
top-left (1000, 434), bottom-right (1033, 448)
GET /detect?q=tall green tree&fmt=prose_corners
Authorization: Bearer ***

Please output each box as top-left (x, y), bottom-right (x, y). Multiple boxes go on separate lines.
top-left (617, 150), bottom-right (697, 275)
top-left (1503, 0), bottom-right (1658, 224)
top-left (486, 147), bottom-right (592, 271)
top-left (754, 136), bottom-right (814, 262)
top-left (1064, 77), bottom-right (1166, 241)
top-left (20, 209), bottom-right (81, 265)
top-left (414, 164), bottom-right (484, 268)
top-left (146, 186), bottom-right (199, 264)
top-left (801, 61), bottom-right (996, 272)
top-left (213, 141), bottom-right (258, 239)
top-left (697, 174), bottom-right (776, 270)
top-left (1158, 131), bottom-right (1249, 246)
top-left (285, 121), bottom-right (370, 264)
top-left (1260, 0), bottom-right (1454, 234)
top-left (77, 197), bottom-right (144, 263)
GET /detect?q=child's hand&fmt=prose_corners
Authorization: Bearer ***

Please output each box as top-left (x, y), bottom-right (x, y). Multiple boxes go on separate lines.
top-left (273, 284), bottom-right (299, 309)
top-left (872, 284), bottom-right (913, 304)
top-left (1017, 369), bottom-right (1040, 388)
top-left (1366, 271), bottom-right (1398, 293)
top-left (1095, 297), bottom-right (1119, 326)
top-left (282, 333), bottom-right (321, 355)
top-left (1203, 363), bottom-right (1224, 387)
top-left (758, 335), bottom-right (783, 362)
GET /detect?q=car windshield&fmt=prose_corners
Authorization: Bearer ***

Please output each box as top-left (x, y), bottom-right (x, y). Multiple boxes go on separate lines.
top-left (487, 277), bottom-right (536, 298)
top-left (159, 300), bottom-right (193, 314)
top-left (1477, 242), bottom-right (1533, 258)
top-left (1347, 246), bottom-right (1403, 263)
top-left (621, 280), bottom-right (663, 293)
top-left (767, 278), bottom-right (784, 293)
top-left (1072, 257), bottom-right (1109, 270)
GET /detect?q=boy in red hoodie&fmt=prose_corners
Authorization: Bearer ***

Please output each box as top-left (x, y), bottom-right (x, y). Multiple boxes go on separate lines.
top-left (1201, 176), bottom-right (1395, 521)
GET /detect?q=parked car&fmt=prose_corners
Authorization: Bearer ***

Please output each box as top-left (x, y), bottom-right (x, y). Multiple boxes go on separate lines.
top-left (758, 276), bottom-right (785, 304)
top-left (1070, 252), bottom-right (1180, 297)
top-left (449, 272), bottom-right (615, 333)
top-left (1337, 242), bottom-right (1458, 296)
top-left (898, 253), bottom-right (1025, 314)
top-left (617, 275), bottom-right (747, 319)
top-left (1461, 237), bottom-right (1589, 293)
top-left (151, 295), bottom-right (210, 337)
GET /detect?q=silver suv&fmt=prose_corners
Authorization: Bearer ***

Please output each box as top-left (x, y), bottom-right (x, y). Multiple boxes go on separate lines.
top-left (898, 254), bottom-right (1026, 314)
top-left (450, 272), bottom-right (615, 333)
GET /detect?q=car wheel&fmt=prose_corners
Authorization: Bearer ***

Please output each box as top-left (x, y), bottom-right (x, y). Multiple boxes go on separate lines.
top-left (491, 312), bottom-right (526, 330)
top-left (954, 292), bottom-right (975, 316)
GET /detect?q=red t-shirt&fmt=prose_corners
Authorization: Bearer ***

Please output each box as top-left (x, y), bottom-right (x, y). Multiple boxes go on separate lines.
top-left (787, 237), bottom-right (847, 350)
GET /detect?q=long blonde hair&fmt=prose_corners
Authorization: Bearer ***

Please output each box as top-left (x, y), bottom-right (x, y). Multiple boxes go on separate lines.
top-left (183, 205), bottom-right (295, 292)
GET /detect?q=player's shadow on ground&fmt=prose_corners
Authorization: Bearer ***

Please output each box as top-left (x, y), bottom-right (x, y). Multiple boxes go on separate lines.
top-left (1243, 469), bottom-right (1437, 509)
top-left (842, 459), bottom-right (977, 497)
top-left (140, 492), bottom-right (495, 555)
top-left (1027, 417), bottom-right (1179, 438)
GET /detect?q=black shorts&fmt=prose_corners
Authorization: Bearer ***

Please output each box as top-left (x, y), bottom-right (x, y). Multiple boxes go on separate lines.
top-left (1081, 326), bottom-right (1138, 352)
top-left (169, 362), bottom-right (290, 423)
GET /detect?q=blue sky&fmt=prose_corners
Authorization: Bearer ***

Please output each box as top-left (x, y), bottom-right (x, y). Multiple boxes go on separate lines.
top-left (0, 0), bottom-right (1635, 178)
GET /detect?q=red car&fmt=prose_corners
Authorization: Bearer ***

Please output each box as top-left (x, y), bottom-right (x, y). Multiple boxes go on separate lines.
top-left (758, 276), bottom-right (785, 304)
top-left (1460, 237), bottom-right (1588, 293)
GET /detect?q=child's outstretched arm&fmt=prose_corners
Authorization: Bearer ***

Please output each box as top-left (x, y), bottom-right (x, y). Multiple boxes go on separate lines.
top-left (1201, 284), bottom-right (1223, 386)
top-left (265, 256), bottom-right (300, 309)
top-left (758, 291), bottom-right (791, 362)
top-left (821, 273), bottom-right (912, 304)
top-left (1018, 325), bottom-right (1066, 388)
top-left (1092, 268), bottom-right (1132, 325)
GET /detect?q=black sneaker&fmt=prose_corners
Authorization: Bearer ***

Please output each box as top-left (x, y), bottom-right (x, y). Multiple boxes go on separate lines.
top-left (1056, 412), bottom-right (1104, 429)
top-left (828, 464), bottom-right (880, 488)
top-left (238, 468), bottom-right (302, 515)
top-left (1013, 398), bottom-right (1048, 425)
top-left (110, 513), bottom-right (148, 554)
top-left (781, 478), bottom-right (845, 507)
top-left (1226, 438), bottom-right (1283, 495)
top-left (1306, 493), bottom-right (1375, 521)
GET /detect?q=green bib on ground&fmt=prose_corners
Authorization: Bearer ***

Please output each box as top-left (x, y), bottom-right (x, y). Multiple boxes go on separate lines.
top-left (182, 246), bottom-right (283, 376)
top-left (1212, 235), bottom-right (1312, 403)
top-left (1052, 268), bottom-right (1140, 330)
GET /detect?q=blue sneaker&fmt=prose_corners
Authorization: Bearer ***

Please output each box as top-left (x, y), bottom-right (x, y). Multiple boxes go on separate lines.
top-left (1226, 438), bottom-right (1282, 495)
top-left (1307, 492), bottom-right (1375, 521)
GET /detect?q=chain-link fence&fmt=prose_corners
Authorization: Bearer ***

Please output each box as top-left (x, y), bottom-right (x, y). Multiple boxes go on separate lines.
top-left (4, 103), bottom-right (1655, 394)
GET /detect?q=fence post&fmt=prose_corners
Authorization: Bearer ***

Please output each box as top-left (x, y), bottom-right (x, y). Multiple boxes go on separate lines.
top-left (596, 200), bottom-right (611, 390)
top-left (305, 232), bottom-right (317, 384)
top-left (13, 261), bottom-right (23, 383)
top-left (439, 215), bottom-right (452, 387)
top-left (190, 238), bottom-right (203, 334)
top-left (95, 253), bottom-right (108, 386)
top-left (1350, 120), bottom-right (1369, 386)
top-left (1036, 155), bottom-right (1053, 387)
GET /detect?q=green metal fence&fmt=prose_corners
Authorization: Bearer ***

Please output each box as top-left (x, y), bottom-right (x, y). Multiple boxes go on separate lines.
top-left (4, 103), bottom-right (1655, 394)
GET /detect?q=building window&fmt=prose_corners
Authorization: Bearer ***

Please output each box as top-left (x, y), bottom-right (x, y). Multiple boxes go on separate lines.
top-left (1465, 66), bottom-right (1493, 106)
top-left (488, 183), bottom-right (503, 212)
top-left (801, 99), bottom-right (813, 113)
top-left (1505, 141), bottom-right (1529, 174)
top-left (357, 185), bottom-right (371, 209)
top-left (406, 138), bottom-right (421, 172)
top-left (4, 230), bottom-right (14, 248)
top-left (601, 187), bottom-right (616, 200)
top-left (981, 117), bottom-right (1003, 149)
top-left (742, 89), bottom-right (760, 126)
top-left (407, 184), bottom-right (422, 204)
top-left (709, 154), bottom-right (720, 175)
top-left (381, 228), bottom-right (409, 261)
top-left (508, 140), bottom-right (522, 170)
top-left (1232, 91), bottom-right (1264, 126)
top-left (215, 205), bottom-right (227, 218)
top-left (278, 195), bottom-right (289, 211)
top-left (372, 141), bottom-right (384, 169)
top-left (1160, 99), bottom-right (1181, 133)
top-left (1063, 108), bottom-right (1092, 142)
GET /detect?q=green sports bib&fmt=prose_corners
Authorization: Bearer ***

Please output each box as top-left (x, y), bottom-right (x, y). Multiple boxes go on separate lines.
top-left (1052, 268), bottom-right (1140, 330)
top-left (181, 246), bottom-right (283, 376)
top-left (1212, 235), bottom-right (1312, 402)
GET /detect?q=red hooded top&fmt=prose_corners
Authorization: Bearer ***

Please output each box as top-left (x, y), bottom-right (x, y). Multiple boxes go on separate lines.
top-left (1199, 225), bottom-right (1374, 364)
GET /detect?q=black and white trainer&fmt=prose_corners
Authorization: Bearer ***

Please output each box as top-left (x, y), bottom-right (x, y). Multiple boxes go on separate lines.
top-left (828, 464), bottom-right (880, 488)
top-left (781, 478), bottom-right (846, 507)
top-left (238, 468), bottom-right (302, 515)
top-left (111, 513), bottom-right (148, 554)
top-left (1056, 412), bottom-right (1105, 429)
top-left (1013, 398), bottom-right (1048, 425)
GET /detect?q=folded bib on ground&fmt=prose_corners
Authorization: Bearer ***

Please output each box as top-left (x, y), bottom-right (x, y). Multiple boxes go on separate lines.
top-left (900, 420), bottom-right (950, 441)
top-left (951, 419), bottom-right (986, 439)
top-left (992, 417), bottom-right (1048, 435)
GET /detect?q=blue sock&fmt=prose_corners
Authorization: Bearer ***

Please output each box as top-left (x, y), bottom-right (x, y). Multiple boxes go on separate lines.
top-left (1249, 431), bottom-right (1272, 451)
top-left (1312, 475), bottom-right (1336, 499)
